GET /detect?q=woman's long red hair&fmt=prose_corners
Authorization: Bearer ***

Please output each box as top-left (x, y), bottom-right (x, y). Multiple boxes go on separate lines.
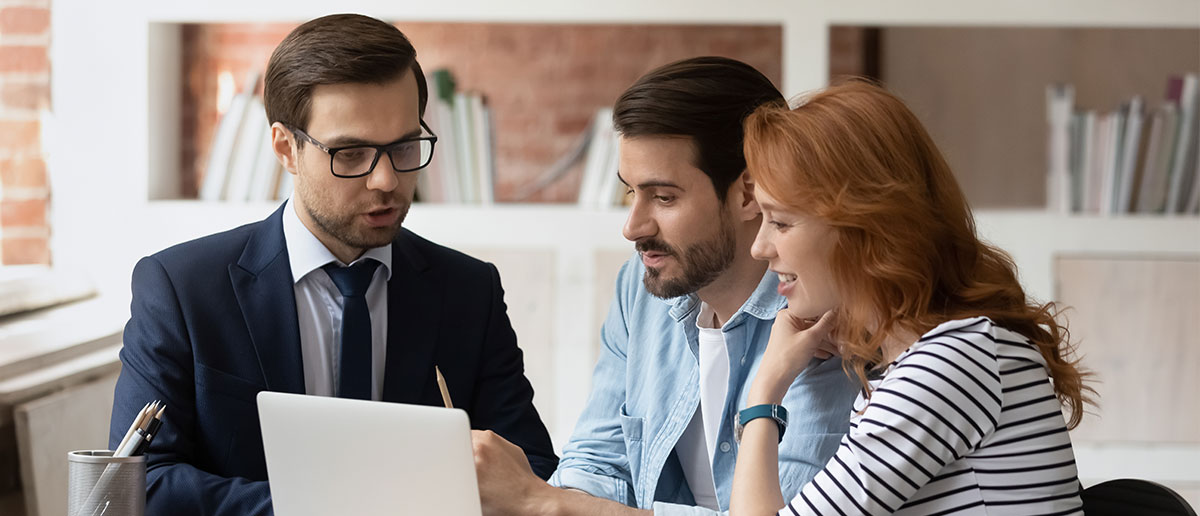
top-left (745, 80), bottom-right (1093, 428)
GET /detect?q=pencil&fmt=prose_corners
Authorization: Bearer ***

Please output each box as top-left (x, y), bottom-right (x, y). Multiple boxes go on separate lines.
top-left (435, 366), bottom-right (453, 408)
top-left (114, 402), bottom-right (151, 455)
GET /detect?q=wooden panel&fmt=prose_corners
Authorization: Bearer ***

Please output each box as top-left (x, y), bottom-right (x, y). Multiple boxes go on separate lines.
top-left (1056, 256), bottom-right (1200, 443)
top-left (881, 27), bottom-right (1200, 208)
top-left (14, 374), bottom-right (118, 516)
top-left (459, 248), bottom-right (557, 425)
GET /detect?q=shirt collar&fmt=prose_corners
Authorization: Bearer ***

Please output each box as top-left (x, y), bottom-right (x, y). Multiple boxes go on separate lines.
top-left (667, 268), bottom-right (787, 325)
top-left (281, 197), bottom-right (393, 284)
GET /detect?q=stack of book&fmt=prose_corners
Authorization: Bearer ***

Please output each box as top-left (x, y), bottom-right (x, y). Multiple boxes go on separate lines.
top-left (416, 69), bottom-right (496, 204)
top-left (1046, 73), bottom-right (1200, 215)
top-left (576, 107), bottom-right (625, 208)
top-left (199, 69), bottom-right (498, 205)
top-left (199, 73), bottom-right (291, 202)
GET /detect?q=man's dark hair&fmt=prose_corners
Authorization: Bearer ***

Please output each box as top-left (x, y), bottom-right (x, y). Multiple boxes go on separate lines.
top-left (264, 14), bottom-right (428, 135)
top-left (613, 56), bottom-right (785, 202)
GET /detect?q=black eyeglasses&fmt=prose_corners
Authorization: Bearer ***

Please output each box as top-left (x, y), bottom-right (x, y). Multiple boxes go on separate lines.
top-left (289, 120), bottom-right (438, 178)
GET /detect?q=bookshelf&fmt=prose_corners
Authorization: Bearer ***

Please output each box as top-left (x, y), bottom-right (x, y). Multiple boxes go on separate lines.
top-left (46, 0), bottom-right (1200, 504)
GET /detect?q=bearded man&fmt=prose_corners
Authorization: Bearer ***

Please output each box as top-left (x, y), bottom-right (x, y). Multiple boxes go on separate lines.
top-left (471, 57), bottom-right (859, 516)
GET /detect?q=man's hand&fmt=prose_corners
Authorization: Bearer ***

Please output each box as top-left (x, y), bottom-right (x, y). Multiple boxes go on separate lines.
top-left (473, 430), bottom-right (654, 515)
top-left (472, 430), bottom-right (555, 516)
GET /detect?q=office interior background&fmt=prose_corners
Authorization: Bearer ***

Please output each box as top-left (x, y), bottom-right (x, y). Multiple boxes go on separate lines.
top-left (0, 1), bottom-right (1197, 514)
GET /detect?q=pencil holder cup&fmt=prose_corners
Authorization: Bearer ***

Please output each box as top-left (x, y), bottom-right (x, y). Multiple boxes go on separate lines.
top-left (67, 450), bottom-right (145, 516)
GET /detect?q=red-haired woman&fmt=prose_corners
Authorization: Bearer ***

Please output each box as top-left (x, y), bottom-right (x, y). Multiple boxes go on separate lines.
top-left (729, 80), bottom-right (1093, 516)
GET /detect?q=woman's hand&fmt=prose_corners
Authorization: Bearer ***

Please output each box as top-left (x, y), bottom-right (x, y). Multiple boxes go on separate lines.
top-left (748, 309), bottom-right (838, 405)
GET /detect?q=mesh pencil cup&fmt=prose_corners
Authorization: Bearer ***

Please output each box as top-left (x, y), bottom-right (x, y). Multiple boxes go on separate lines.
top-left (67, 450), bottom-right (145, 516)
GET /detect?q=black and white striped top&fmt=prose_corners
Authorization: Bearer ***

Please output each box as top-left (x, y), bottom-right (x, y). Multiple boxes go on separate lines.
top-left (779, 317), bottom-right (1083, 516)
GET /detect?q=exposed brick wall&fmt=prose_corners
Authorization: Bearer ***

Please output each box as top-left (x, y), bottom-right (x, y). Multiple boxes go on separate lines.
top-left (0, 0), bottom-right (50, 264)
top-left (182, 22), bottom-right (783, 203)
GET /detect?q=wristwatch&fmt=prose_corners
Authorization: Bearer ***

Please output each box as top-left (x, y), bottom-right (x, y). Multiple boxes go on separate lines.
top-left (735, 404), bottom-right (788, 444)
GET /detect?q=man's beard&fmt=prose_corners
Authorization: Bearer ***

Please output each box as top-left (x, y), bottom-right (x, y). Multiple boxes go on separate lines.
top-left (304, 194), bottom-right (409, 251)
top-left (638, 215), bottom-right (736, 299)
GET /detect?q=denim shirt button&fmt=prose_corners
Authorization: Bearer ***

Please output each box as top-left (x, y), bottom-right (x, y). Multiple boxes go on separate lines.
top-left (719, 441), bottom-right (731, 453)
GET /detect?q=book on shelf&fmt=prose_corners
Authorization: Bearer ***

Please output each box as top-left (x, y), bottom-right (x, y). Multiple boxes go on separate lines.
top-left (510, 116), bottom-right (594, 202)
top-left (1084, 112), bottom-right (1108, 213)
top-left (1166, 74), bottom-right (1199, 213)
top-left (225, 97), bottom-right (270, 202)
top-left (198, 72), bottom-right (293, 203)
top-left (424, 80), bottom-right (494, 204)
top-left (200, 73), bottom-right (259, 201)
top-left (1137, 104), bottom-right (1178, 213)
top-left (1099, 106), bottom-right (1125, 214)
top-left (1127, 100), bottom-right (1157, 212)
top-left (1074, 111), bottom-right (1096, 213)
top-left (451, 91), bottom-right (476, 203)
top-left (1045, 84), bottom-right (1073, 213)
top-left (1114, 96), bottom-right (1144, 213)
top-left (510, 106), bottom-right (623, 207)
top-left (1046, 72), bottom-right (1199, 216)
top-left (577, 107), bottom-right (623, 208)
top-left (198, 66), bottom-right (504, 205)
top-left (1187, 149), bottom-right (1200, 213)
top-left (420, 69), bottom-right (460, 203)
top-left (471, 93), bottom-right (495, 206)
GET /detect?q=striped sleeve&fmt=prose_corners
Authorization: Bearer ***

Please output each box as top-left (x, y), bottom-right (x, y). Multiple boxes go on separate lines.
top-left (780, 328), bottom-right (1002, 515)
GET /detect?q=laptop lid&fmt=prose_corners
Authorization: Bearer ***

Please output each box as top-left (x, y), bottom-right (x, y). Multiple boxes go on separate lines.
top-left (257, 391), bottom-right (482, 516)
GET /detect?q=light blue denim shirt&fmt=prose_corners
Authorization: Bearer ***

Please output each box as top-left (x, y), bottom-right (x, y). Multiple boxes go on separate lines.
top-left (550, 255), bottom-right (859, 515)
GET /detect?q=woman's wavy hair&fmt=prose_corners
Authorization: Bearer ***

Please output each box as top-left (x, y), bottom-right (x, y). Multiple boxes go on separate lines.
top-left (744, 79), bottom-right (1094, 428)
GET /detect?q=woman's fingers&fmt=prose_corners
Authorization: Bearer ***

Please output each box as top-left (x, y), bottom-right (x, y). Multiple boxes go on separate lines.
top-left (810, 309), bottom-right (836, 335)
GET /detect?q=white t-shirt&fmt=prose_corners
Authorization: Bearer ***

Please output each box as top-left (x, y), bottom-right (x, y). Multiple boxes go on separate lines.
top-left (675, 302), bottom-right (730, 510)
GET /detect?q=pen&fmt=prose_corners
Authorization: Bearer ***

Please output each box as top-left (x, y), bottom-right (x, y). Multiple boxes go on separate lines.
top-left (77, 401), bottom-right (164, 516)
top-left (116, 403), bottom-right (157, 458)
top-left (435, 366), bottom-right (453, 408)
top-left (115, 401), bottom-right (157, 456)
top-left (130, 405), bottom-right (166, 457)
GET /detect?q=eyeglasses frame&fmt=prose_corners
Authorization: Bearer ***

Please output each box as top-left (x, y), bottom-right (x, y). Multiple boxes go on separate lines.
top-left (287, 119), bottom-right (439, 178)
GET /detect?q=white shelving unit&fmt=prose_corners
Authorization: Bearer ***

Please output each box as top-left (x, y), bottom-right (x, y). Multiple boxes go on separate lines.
top-left (45, 0), bottom-right (1200, 503)
top-left (47, 0), bottom-right (1200, 296)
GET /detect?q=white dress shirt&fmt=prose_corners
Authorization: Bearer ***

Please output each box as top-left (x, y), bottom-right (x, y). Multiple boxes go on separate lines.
top-left (675, 302), bottom-right (731, 510)
top-left (282, 198), bottom-right (391, 400)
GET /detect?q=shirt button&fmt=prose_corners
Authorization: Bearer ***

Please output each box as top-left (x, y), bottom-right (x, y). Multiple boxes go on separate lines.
top-left (720, 441), bottom-right (732, 453)
top-left (740, 356), bottom-right (746, 365)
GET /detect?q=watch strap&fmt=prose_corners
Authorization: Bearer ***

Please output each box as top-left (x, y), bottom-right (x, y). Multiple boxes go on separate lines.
top-left (736, 404), bottom-right (788, 443)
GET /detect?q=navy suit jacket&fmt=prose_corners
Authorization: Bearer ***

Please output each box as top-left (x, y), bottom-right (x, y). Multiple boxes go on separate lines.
top-left (109, 204), bottom-right (557, 515)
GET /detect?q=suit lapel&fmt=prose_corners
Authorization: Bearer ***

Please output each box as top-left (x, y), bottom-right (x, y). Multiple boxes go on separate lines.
top-left (229, 204), bottom-right (306, 394)
top-left (382, 229), bottom-right (441, 403)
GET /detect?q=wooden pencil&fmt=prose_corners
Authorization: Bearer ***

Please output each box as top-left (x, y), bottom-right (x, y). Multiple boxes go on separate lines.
top-left (435, 366), bottom-right (453, 408)
top-left (115, 402), bottom-right (150, 454)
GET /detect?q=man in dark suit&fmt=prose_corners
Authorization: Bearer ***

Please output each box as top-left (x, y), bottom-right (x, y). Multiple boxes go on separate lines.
top-left (109, 14), bottom-right (556, 515)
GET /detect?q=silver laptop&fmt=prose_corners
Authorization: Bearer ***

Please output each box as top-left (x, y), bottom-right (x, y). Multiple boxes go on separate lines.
top-left (257, 391), bottom-right (482, 516)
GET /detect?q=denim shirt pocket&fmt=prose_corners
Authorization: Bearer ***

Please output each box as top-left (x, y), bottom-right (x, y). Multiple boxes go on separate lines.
top-left (619, 401), bottom-right (645, 497)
